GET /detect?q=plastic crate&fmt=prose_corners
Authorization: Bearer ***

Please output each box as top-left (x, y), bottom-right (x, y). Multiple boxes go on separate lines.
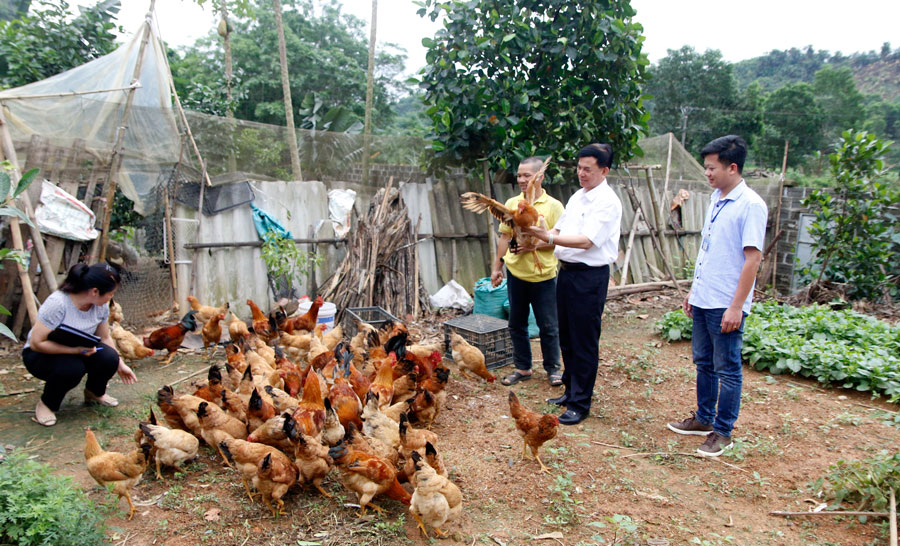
top-left (443, 313), bottom-right (513, 370)
top-left (344, 306), bottom-right (401, 338)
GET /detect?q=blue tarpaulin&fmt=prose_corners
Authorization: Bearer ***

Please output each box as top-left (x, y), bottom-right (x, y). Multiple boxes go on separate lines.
top-left (250, 203), bottom-right (292, 241)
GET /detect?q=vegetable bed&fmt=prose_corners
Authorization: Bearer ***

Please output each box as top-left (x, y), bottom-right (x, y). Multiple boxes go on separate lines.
top-left (657, 302), bottom-right (900, 402)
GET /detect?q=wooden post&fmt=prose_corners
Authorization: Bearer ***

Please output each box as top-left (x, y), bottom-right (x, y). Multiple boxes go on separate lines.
top-left (662, 132), bottom-right (673, 200)
top-left (619, 209), bottom-right (642, 286)
top-left (189, 160), bottom-right (207, 298)
top-left (625, 183), bottom-right (683, 296)
top-left (97, 0), bottom-right (156, 262)
top-left (308, 223), bottom-right (318, 299)
top-left (412, 214), bottom-right (421, 318)
top-left (890, 488), bottom-right (897, 546)
top-left (0, 112), bottom-right (57, 293)
top-left (644, 166), bottom-right (673, 267)
top-left (163, 185), bottom-right (178, 308)
top-left (482, 161), bottom-right (497, 264)
top-left (771, 140), bottom-right (789, 290)
top-left (361, 0), bottom-right (377, 185)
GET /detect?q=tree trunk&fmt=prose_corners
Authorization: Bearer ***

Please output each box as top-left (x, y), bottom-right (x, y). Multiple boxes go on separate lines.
top-left (220, 0), bottom-right (237, 173)
top-left (272, 0), bottom-right (302, 181)
top-left (361, 0), bottom-right (377, 185)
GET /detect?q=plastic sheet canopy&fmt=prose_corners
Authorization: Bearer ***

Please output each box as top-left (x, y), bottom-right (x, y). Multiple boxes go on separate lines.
top-left (0, 12), bottom-right (179, 215)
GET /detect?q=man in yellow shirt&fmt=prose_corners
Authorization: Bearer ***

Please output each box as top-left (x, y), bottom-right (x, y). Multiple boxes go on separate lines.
top-left (491, 157), bottom-right (565, 387)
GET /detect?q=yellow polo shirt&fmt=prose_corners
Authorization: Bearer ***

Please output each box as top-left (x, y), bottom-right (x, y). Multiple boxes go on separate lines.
top-left (499, 190), bottom-right (564, 282)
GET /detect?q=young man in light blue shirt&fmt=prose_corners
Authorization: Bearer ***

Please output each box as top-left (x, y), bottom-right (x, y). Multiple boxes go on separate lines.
top-left (666, 135), bottom-right (768, 457)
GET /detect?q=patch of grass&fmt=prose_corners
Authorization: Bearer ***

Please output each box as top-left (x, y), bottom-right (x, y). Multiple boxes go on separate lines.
top-left (543, 470), bottom-right (581, 526)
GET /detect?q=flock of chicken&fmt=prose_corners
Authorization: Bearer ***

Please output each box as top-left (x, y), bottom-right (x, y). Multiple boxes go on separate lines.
top-left (83, 296), bottom-right (560, 538)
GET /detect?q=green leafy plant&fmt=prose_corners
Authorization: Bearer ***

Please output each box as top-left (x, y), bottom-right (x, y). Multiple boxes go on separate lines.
top-left (657, 301), bottom-right (900, 401)
top-left (656, 309), bottom-right (692, 341)
top-left (810, 450), bottom-right (900, 513)
top-left (260, 230), bottom-right (322, 297)
top-left (800, 130), bottom-right (898, 301)
top-left (0, 451), bottom-right (107, 545)
top-left (0, 165), bottom-right (39, 341)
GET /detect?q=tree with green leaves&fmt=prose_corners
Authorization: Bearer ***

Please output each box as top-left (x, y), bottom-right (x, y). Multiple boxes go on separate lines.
top-left (415, 0), bottom-right (649, 175)
top-left (813, 66), bottom-right (865, 149)
top-left (0, 0), bottom-right (122, 90)
top-left (801, 130), bottom-right (898, 301)
top-left (169, 0), bottom-right (405, 130)
top-left (755, 82), bottom-right (823, 168)
top-left (646, 46), bottom-right (761, 154)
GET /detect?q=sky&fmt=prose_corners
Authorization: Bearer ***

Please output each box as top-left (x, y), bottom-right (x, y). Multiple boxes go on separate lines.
top-left (79, 0), bottom-right (900, 73)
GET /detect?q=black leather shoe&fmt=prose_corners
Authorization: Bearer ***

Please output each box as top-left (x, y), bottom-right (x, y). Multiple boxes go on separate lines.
top-left (546, 395), bottom-right (568, 407)
top-left (558, 410), bottom-right (587, 425)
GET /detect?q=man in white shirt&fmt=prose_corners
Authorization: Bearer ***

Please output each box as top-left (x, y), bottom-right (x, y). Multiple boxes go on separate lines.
top-left (527, 143), bottom-right (622, 425)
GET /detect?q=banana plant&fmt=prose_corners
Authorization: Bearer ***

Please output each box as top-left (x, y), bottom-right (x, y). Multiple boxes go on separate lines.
top-left (0, 165), bottom-right (39, 341)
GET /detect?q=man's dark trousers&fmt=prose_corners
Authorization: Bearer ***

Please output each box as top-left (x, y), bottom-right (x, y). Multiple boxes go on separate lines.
top-left (556, 263), bottom-right (610, 415)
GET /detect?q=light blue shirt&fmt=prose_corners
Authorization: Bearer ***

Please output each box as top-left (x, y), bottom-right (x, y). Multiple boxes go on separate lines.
top-left (689, 180), bottom-right (768, 314)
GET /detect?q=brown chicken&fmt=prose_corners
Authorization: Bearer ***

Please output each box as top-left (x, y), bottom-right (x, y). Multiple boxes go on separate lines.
top-left (264, 384), bottom-right (299, 414)
top-left (328, 441), bottom-right (411, 516)
top-left (401, 441), bottom-right (447, 486)
top-left (460, 156), bottom-right (551, 272)
top-left (110, 322), bottom-right (154, 360)
top-left (248, 388), bottom-right (277, 433)
top-left (247, 299), bottom-right (276, 343)
top-left (228, 311), bottom-right (251, 344)
top-left (138, 419), bottom-right (200, 480)
top-left (292, 366), bottom-right (326, 437)
top-left (220, 387), bottom-right (248, 423)
top-left (508, 391), bottom-right (559, 473)
top-left (407, 388), bottom-right (438, 429)
top-left (156, 385), bottom-right (205, 436)
top-left (84, 428), bottom-right (151, 520)
top-left (289, 427), bottom-right (334, 498)
top-left (321, 324), bottom-right (343, 351)
top-left (187, 296), bottom-right (230, 324)
top-left (143, 310), bottom-right (200, 365)
top-left (280, 296), bottom-right (323, 334)
top-left (368, 354), bottom-right (396, 408)
top-left (321, 397), bottom-right (346, 447)
top-left (328, 372), bottom-right (363, 431)
top-left (201, 313), bottom-right (226, 352)
top-left (408, 450), bottom-right (462, 538)
top-left (248, 412), bottom-right (297, 452)
top-left (449, 332), bottom-right (495, 383)
top-left (196, 401), bottom-right (249, 464)
top-left (219, 438), bottom-right (288, 503)
top-left (109, 299), bottom-right (124, 324)
top-left (193, 365), bottom-right (226, 405)
top-left (255, 451), bottom-right (299, 516)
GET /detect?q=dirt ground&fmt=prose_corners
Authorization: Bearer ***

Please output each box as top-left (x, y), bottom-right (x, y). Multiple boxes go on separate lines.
top-left (1, 292), bottom-right (898, 546)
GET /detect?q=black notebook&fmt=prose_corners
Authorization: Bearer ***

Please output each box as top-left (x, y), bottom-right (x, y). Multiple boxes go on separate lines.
top-left (48, 324), bottom-right (101, 348)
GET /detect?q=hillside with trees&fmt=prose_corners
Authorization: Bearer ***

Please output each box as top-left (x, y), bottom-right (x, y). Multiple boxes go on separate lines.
top-left (646, 45), bottom-right (900, 178)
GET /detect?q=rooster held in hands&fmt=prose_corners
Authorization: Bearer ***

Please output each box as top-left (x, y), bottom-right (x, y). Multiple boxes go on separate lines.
top-left (460, 156), bottom-right (551, 272)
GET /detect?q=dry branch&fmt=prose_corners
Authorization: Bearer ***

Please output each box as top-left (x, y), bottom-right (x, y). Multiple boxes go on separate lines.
top-left (322, 185), bottom-right (432, 321)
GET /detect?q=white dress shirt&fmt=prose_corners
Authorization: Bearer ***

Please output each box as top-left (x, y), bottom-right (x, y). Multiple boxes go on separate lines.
top-left (553, 180), bottom-right (622, 267)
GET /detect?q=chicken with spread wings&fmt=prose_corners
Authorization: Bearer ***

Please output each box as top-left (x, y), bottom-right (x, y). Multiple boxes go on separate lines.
top-left (460, 156), bottom-right (551, 271)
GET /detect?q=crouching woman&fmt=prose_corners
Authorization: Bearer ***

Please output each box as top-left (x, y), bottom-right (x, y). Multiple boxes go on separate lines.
top-left (23, 263), bottom-right (137, 426)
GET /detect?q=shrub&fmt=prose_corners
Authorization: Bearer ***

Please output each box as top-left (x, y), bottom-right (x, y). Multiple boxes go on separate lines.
top-left (0, 451), bottom-right (107, 545)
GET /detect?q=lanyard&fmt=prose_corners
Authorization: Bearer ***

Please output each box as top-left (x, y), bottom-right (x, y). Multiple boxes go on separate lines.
top-left (709, 199), bottom-right (729, 225)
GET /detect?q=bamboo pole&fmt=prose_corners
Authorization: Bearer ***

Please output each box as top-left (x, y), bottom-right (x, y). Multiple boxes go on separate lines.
top-left (644, 166), bottom-right (673, 266)
top-left (219, 0), bottom-right (237, 174)
top-left (619, 209), bottom-right (642, 286)
top-left (0, 83), bottom-right (140, 101)
top-left (189, 161), bottom-right (207, 297)
top-left (482, 161), bottom-right (497, 265)
top-left (0, 110), bottom-right (57, 293)
top-left (891, 488), bottom-right (897, 546)
top-left (412, 214), bottom-right (421, 318)
top-left (164, 185), bottom-right (177, 308)
top-left (97, 0), bottom-right (156, 262)
top-left (626, 182), bottom-right (683, 296)
top-left (662, 132), bottom-right (673, 200)
top-left (361, 0), bottom-right (377, 185)
top-left (771, 140), bottom-right (789, 289)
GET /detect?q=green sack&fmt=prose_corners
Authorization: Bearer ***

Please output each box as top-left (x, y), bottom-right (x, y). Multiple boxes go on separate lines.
top-left (473, 277), bottom-right (507, 319)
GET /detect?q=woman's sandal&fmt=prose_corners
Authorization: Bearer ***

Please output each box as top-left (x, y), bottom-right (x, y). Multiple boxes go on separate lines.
top-left (32, 402), bottom-right (57, 426)
top-left (84, 389), bottom-right (118, 407)
top-left (548, 371), bottom-right (563, 387)
top-left (501, 370), bottom-right (533, 386)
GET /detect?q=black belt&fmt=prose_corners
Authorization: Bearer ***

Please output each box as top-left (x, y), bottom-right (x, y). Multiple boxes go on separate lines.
top-left (559, 261), bottom-right (607, 271)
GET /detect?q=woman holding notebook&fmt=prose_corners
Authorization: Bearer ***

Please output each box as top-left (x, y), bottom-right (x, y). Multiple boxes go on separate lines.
top-left (23, 263), bottom-right (137, 426)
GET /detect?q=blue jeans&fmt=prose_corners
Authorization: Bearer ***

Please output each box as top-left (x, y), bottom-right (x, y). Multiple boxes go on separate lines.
top-left (506, 270), bottom-right (560, 373)
top-left (692, 306), bottom-right (745, 437)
